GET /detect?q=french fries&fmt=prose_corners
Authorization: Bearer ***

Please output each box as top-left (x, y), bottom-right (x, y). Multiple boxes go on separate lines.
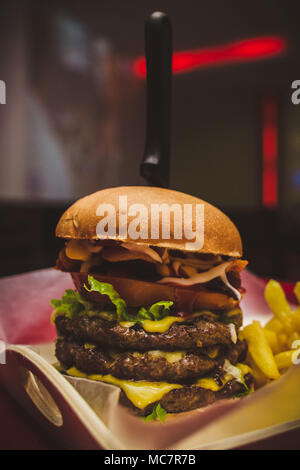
top-left (292, 311), bottom-right (300, 331)
top-left (274, 349), bottom-right (300, 370)
top-left (265, 317), bottom-right (283, 334)
top-left (243, 279), bottom-right (300, 388)
top-left (277, 333), bottom-right (288, 351)
top-left (288, 331), bottom-right (300, 349)
top-left (243, 321), bottom-right (280, 379)
top-left (245, 353), bottom-right (270, 388)
top-left (264, 280), bottom-right (293, 334)
top-left (263, 328), bottom-right (280, 354)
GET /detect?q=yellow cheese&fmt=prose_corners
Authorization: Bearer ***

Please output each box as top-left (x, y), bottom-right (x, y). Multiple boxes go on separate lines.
top-left (226, 308), bottom-right (242, 318)
top-left (84, 343), bottom-right (97, 350)
top-left (196, 377), bottom-right (222, 391)
top-left (65, 362), bottom-right (252, 409)
top-left (66, 366), bottom-right (88, 378)
top-left (53, 362), bottom-right (66, 372)
top-left (196, 362), bottom-right (251, 392)
top-left (120, 316), bottom-right (184, 333)
top-left (196, 372), bottom-right (237, 391)
top-left (142, 316), bottom-right (184, 332)
top-left (83, 348), bottom-right (184, 364)
top-left (65, 240), bottom-right (90, 261)
top-left (237, 363), bottom-right (252, 376)
top-left (148, 350), bottom-right (184, 363)
top-left (120, 321), bottom-right (136, 329)
top-left (66, 367), bottom-right (182, 409)
top-left (90, 375), bottom-right (182, 409)
top-left (120, 311), bottom-right (237, 334)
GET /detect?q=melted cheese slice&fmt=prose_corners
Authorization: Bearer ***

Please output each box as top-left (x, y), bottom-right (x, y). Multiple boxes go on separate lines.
top-left (120, 316), bottom-right (184, 333)
top-left (131, 350), bottom-right (184, 363)
top-left (65, 362), bottom-right (251, 408)
top-left (236, 363), bottom-right (252, 376)
top-left (66, 367), bottom-right (182, 409)
top-left (142, 316), bottom-right (184, 333)
top-left (197, 373), bottom-right (237, 391)
top-left (148, 350), bottom-right (184, 363)
top-left (197, 362), bottom-right (252, 391)
top-left (109, 350), bottom-right (184, 364)
top-left (197, 377), bottom-right (223, 392)
top-left (66, 366), bottom-right (87, 378)
top-left (119, 321), bottom-right (136, 329)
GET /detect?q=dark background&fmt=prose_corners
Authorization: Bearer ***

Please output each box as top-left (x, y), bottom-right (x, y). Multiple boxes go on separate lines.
top-left (0, 0), bottom-right (300, 280)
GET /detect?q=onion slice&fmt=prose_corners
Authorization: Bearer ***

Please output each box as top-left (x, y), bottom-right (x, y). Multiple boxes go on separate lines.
top-left (158, 261), bottom-right (242, 300)
top-left (121, 242), bottom-right (162, 264)
top-left (228, 323), bottom-right (237, 344)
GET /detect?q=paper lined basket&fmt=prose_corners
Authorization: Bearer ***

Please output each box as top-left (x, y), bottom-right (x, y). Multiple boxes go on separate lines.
top-left (0, 267), bottom-right (300, 449)
top-left (1, 342), bottom-right (300, 449)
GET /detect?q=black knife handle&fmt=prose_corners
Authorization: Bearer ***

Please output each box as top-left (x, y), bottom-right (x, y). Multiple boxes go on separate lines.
top-left (140, 11), bottom-right (172, 188)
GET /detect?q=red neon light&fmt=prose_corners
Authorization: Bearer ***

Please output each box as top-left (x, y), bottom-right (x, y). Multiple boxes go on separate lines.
top-left (262, 98), bottom-right (278, 208)
top-left (133, 36), bottom-right (286, 78)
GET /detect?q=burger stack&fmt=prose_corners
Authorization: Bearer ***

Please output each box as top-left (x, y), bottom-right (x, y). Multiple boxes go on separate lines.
top-left (52, 187), bottom-right (253, 416)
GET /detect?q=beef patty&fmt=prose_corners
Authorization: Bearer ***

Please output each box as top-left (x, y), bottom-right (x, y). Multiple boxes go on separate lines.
top-left (55, 311), bottom-right (242, 352)
top-left (56, 338), bottom-right (248, 382)
top-left (119, 373), bottom-right (254, 415)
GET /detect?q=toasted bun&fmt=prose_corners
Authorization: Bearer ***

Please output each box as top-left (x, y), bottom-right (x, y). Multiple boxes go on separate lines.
top-left (56, 186), bottom-right (242, 257)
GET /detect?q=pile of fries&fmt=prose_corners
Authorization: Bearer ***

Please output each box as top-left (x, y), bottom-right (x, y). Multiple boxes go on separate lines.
top-left (240, 280), bottom-right (300, 387)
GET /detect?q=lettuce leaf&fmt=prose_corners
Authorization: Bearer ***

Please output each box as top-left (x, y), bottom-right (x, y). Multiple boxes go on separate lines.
top-left (51, 276), bottom-right (174, 324)
top-left (135, 307), bottom-right (152, 321)
top-left (148, 301), bottom-right (173, 320)
top-left (144, 403), bottom-right (167, 423)
top-left (136, 301), bottom-right (173, 322)
top-left (84, 276), bottom-right (173, 322)
top-left (50, 289), bottom-right (92, 320)
top-left (84, 275), bottom-right (128, 321)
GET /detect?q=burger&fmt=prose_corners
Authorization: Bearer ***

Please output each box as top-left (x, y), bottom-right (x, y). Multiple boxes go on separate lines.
top-left (51, 186), bottom-right (254, 420)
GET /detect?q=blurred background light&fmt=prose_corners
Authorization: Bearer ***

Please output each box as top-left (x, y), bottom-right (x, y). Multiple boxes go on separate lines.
top-left (262, 97), bottom-right (278, 208)
top-left (133, 36), bottom-right (287, 78)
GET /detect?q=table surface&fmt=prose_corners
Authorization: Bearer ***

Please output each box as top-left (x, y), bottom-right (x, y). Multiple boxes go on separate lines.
top-left (0, 384), bottom-right (61, 450)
